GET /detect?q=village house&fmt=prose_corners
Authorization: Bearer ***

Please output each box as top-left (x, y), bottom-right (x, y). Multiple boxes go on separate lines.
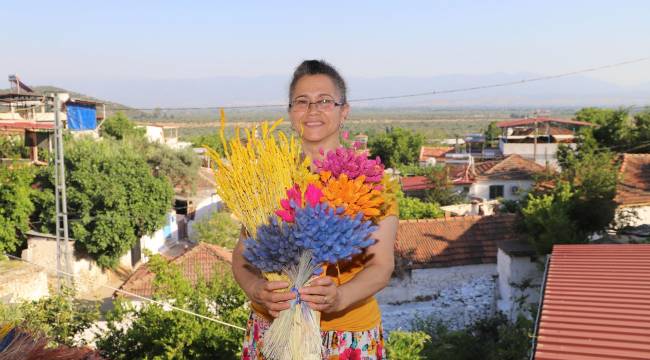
top-left (613, 153), bottom-right (650, 241)
top-left (532, 244), bottom-right (650, 360)
top-left (418, 146), bottom-right (454, 167)
top-left (117, 242), bottom-right (232, 305)
top-left (496, 117), bottom-right (594, 167)
top-left (378, 214), bottom-right (542, 330)
top-left (401, 154), bottom-right (548, 202)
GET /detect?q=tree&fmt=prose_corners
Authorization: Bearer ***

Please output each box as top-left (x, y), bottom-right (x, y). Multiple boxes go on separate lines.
top-left (575, 107), bottom-right (631, 150)
top-left (368, 128), bottom-right (424, 168)
top-left (0, 135), bottom-right (30, 159)
top-left (191, 211), bottom-right (240, 248)
top-left (32, 139), bottom-right (174, 268)
top-left (0, 163), bottom-right (35, 254)
top-left (101, 112), bottom-right (145, 140)
top-left (144, 143), bottom-right (200, 194)
top-left (187, 133), bottom-right (224, 157)
top-left (483, 121), bottom-right (500, 147)
top-left (97, 255), bottom-right (248, 360)
top-left (630, 109), bottom-right (650, 153)
top-left (523, 135), bottom-right (619, 255)
top-left (423, 165), bottom-right (464, 206)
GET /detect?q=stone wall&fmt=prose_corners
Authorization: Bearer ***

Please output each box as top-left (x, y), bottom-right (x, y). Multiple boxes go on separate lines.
top-left (0, 260), bottom-right (49, 303)
top-left (377, 264), bottom-right (497, 331)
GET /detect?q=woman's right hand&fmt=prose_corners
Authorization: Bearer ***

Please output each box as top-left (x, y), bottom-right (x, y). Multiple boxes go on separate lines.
top-left (250, 279), bottom-right (295, 318)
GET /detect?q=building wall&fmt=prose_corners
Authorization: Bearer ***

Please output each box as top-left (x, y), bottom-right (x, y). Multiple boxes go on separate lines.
top-left (470, 179), bottom-right (534, 201)
top-left (617, 205), bottom-right (650, 227)
top-left (377, 264), bottom-right (497, 331)
top-left (499, 142), bottom-right (575, 166)
top-left (0, 261), bottom-right (49, 303)
top-left (496, 248), bottom-right (543, 321)
top-left (21, 237), bottom-right (109, 295)
top-left (188, 194), bottom-right (222, 241)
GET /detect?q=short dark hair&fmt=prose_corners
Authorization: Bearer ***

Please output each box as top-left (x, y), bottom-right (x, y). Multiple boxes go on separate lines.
top-left (289, 60), bottom-right (347, 104)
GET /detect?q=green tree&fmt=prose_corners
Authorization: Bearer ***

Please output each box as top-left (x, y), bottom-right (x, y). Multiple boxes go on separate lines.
top-left (97, 254), bottom-right (248, 360)
top-left (630, 109), bottom-right (650, 152)
top-left (101, 112), bottom-right (145, 140)
top-left (368, 128), bottom-right (424, 168)
top-left (423, 165), bottom-right (464, 206)
top-left (144, 142), bottom-right (200, 194)
top-left (191, 211), bottom-right (240, 248)
top-left (0, 164), bottom-right (35, 254)
top-left (32, 139), bottom-right (174, 268)
top-left (523, 138), bottom-right (618, 254)
top-left (187, 133), bottom-right (224, 157)
top-left (0, 287), bottom-right (100, 347)
top-left (484, 121), bottom-right (501, 147)
top-left (575, 107), bottom-right (631, 150)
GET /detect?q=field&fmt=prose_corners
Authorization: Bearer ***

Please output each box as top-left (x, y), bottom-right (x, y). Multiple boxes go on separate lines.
top-left (129, 107), bottom-right (578, 143)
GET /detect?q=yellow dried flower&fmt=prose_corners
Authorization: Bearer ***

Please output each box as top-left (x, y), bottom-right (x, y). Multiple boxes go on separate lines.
top-left (204, 109), bottom-right (312, 238)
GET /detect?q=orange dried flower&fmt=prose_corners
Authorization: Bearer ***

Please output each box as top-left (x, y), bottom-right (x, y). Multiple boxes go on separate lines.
top-left (319, 171), bottom-right (384, 221)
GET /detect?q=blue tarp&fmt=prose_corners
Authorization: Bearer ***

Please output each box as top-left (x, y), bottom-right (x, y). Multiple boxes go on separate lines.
top-left (66, 103), bottom-right (97, 130)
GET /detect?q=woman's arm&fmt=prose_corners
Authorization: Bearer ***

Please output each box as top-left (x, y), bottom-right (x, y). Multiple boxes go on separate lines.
top-left (299, 215), bottom-right (398, 313)
top-left (232, 236), bottom-right (295, 317)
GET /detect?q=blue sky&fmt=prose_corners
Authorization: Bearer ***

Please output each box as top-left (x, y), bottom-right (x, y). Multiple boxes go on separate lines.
top-left (2, 0), bottom-right (649, 86)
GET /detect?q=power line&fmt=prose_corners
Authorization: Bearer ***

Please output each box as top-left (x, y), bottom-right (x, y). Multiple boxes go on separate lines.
top-left (101, 56), bottom-right (650, 111)
top-left (2, 253), bottom-right (246, 332)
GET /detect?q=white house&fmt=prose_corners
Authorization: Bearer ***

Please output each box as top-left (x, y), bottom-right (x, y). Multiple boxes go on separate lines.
top-left (496, 117), bottom-right (593, 167)
top-left (450, 154), bottom-right (549, 201)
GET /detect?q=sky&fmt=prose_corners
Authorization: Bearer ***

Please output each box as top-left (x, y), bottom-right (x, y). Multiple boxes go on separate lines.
top-left (2, 0), bottom-right (650, 99)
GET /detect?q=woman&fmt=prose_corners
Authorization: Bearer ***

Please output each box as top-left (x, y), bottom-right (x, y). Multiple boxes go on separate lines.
top-left (232, 60), bottom-right (398, 360)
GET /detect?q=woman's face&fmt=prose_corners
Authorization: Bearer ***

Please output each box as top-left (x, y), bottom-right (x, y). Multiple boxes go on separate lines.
top-left (289, 74), bottom-right (349, 145)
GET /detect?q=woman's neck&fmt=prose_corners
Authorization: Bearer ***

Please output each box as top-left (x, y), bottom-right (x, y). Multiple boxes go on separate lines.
top-left (302, 136), bottom-right (341, 163)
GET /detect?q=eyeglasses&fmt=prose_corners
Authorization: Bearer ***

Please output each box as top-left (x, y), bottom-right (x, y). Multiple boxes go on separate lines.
top-left (289, 98), bottom-right (344, 112)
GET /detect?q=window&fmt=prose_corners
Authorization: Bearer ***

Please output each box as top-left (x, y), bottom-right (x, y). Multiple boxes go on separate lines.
top-left (489, 185), bottom-right (504, 199)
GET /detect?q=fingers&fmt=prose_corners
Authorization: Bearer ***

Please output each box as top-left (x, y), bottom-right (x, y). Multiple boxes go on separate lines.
top-left (307, 277), bottom-right (334, 287)
top-left (300, 293), bottom-right (327, 304)
top-left (264, 281), bottom-right (289, 291)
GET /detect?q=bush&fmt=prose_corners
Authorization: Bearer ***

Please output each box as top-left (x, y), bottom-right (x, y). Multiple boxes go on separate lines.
top-left (386, 330), bottom-right (430, 360)
top-left (398, 193), bottom-right (443, 220)
top-left (409, 313), bottom-right (533, 360)
top-left (0, 287), bottom-right (100, 347)
top-left (0, 163), bottom-right (35, 254)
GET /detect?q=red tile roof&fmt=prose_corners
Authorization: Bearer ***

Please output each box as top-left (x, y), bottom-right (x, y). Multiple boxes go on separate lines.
top-left (513, 126), bottom-right (576, 137)
top-left (615, 153), bottom-right (650, 206)
top-left (534, 244), bottom-right (650, 360)
top-left (395, 214), bottom-right (523, 268)
top-left (496, 117), bottom-right (594, 128)
top-left (419, 146), bottom-right (454, 162)
top-left (118, 242), bottom-right (232, 298)
top-left (400, 176), bottom-right (434, 191)
top-left (447, 155), bottom-right (547, 184)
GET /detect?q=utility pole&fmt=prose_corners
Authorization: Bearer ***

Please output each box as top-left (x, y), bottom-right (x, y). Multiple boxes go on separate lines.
top-left (53, 93), bottom-right (73, 291)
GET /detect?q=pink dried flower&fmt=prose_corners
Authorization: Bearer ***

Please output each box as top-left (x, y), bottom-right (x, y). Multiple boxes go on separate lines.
top-left (275, 183), bottom-right (324, 222)
top-left (314, 147), bottom-right (384, 183)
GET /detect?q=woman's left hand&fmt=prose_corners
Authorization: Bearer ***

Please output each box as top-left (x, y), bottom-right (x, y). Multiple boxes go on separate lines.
top-left (299, 277), bottom-right (345, 313)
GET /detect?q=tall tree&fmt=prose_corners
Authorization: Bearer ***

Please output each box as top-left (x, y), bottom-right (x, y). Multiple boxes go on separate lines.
top-left (368, 128), bottom-right (424, 168)
top-left (32, 139), bottom-right (174, 268)
top-left (101, 112), bottom-right (145, 140)
top-left (0, 163), bottom-right (35, 254)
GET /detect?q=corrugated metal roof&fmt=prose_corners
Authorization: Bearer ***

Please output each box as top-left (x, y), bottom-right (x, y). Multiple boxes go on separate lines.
top-left (534, 244), bottom-right (650, 360)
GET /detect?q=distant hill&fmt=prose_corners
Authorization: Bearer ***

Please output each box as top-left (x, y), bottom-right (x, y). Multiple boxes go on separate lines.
top-left (47, 73), bottom-right (650, 109)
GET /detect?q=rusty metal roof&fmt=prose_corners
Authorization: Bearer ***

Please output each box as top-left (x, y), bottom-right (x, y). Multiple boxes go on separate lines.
top-left (496, 117), bottom-right (594, 128)
top-left (534, 244), bottom-right (650, 360)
